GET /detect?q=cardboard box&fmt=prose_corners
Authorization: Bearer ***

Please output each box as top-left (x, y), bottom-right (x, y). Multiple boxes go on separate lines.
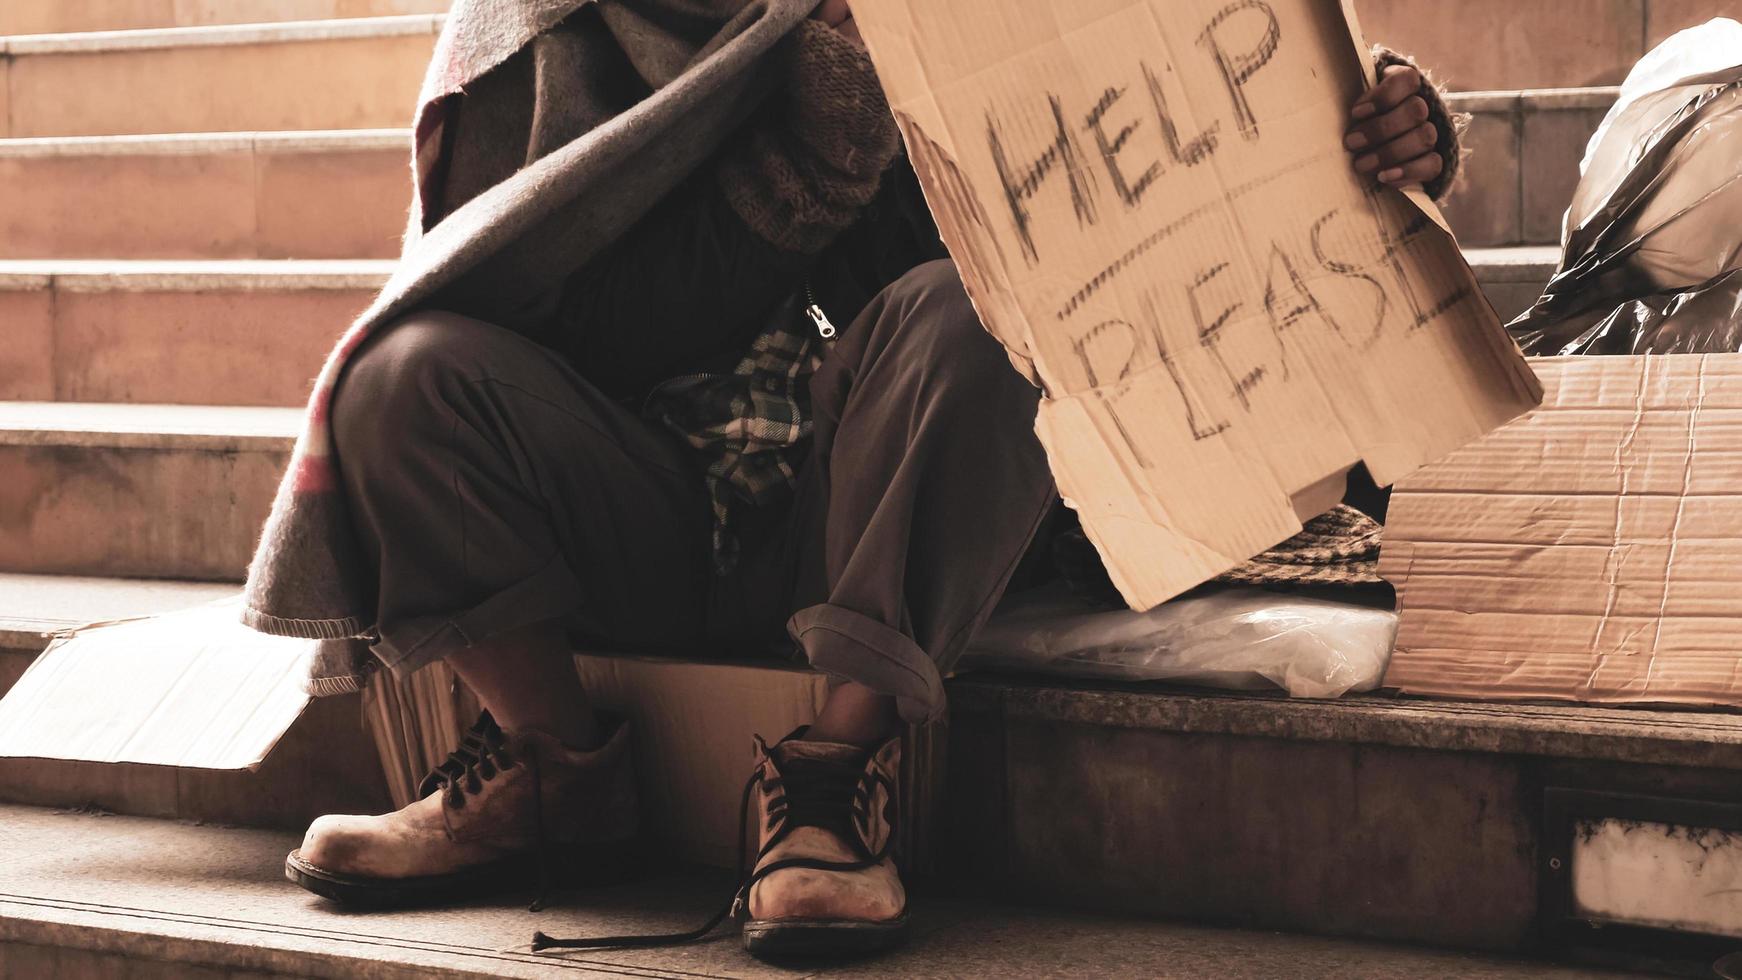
top-left (363, 655), bottom-right (830, 869)
top-left (853, 0), bottom-right (1542, 609)
top-left (1381, 355), bottom-right (1742, 708)
top-left (362, 655), bottom-right (945, 871)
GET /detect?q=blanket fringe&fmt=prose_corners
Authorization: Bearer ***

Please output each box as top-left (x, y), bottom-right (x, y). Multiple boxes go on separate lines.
top-left (239, 606), bottom-right (367, 641)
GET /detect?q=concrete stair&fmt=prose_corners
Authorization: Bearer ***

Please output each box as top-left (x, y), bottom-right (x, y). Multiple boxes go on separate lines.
top-left (0, 9), bottom-right (414, 596)
top-left (0, 572), bottom-right (1734, 970)
top-left (0, 574), bottom-right (1723, 973)
top-left (0, 573), bottom-right (232, 651)
top-left (1360, 0), bottom-right (1742, 91)
top-left (942, 674), bottom-right (1742, 968)
top-left (2, 260), bottom-right (389, 404)
top-left (1466, 245), bottom-right (1560, 321)
top-left (0, 248), bottom-right (1555, 585)
top-left (1443, 88), bottom-right (1618, 249)
top-left (0, 402), bottom-right (296, 580)
top-left (0, 0), bottom-right (449, 36)
top-left (0, 131), bottom-right (409, 259)
top-left (0, 16), bottom-right (440, 138)
top-left (0, 805), bottom-right (1619, 980)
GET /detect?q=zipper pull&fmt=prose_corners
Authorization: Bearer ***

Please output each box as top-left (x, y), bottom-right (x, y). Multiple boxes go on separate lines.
top-left (805, 302), bottom-right (837, 340)
top-left (804, 278), bottom-right (837, 340)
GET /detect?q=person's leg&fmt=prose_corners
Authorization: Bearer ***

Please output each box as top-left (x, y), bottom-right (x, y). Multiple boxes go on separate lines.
top-left (288, 310), bottom-right (712, 905)
top-left (726, 259), bottom-right (1055, 956)
top-left (446, 621), bottom-right (597, 750)
top-left (330, 311), bottom-right (713, 714)
top-left (804, 680), bottom-right (900, 747)
top-left (796, 258), bottom-right (1053, 731)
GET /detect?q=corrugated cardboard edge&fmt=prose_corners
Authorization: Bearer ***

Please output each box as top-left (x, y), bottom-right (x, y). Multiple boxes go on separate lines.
top-left (1381, 354), bottom-right (1742, 709)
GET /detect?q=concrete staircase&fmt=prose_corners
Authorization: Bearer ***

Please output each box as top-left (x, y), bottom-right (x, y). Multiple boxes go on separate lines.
top-left (1359, 0), bottom-right (1742, 91)
top-left (1366, 0), bottom-right (1742, 317)
top-left (2, 0), bottom-right (1740, 976)
top-left (0, 0), bottom-right (422, 898)
top-left (0, 132), bottom-right (407, 258)
top-left (0, 806), bottom-right (1631, 980)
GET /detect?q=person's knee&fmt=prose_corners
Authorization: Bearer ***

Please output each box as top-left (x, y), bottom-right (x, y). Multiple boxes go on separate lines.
top-left (883, 260), bottom-right (977, 345)
top-left (330, 312), bottom-right (484, 463)
top-left (881, 260), bottom-right (1026, 391)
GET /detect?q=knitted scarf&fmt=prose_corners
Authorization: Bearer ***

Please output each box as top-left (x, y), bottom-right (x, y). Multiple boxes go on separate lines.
top-left (241, 0), bottom-right (820, 694)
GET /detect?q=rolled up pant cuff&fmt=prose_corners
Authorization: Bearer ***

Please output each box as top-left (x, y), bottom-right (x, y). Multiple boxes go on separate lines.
top-left (787, 604), bottom-right (946, 724)
top-left (370, 553), bottom-right (585, 677)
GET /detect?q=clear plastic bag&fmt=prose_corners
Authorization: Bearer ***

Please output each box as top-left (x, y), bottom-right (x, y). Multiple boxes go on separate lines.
top-left (1510, 19), bottom-right (1742, 355)
top-left (963, 585), bottom-right (1398, 699)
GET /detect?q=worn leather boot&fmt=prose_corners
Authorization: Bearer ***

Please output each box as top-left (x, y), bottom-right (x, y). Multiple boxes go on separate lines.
top-left (739, 730), bottom-right (907, 958)
top-left (285, 710), bottom-right (639, 907)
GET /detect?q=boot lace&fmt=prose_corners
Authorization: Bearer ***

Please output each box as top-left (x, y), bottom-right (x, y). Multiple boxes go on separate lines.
top-left (531, 736), bottom-right (897, 952)
top-left (418, 710), bottom-right (514, 802)
top-left (420, 711), bottom-right (554, 912)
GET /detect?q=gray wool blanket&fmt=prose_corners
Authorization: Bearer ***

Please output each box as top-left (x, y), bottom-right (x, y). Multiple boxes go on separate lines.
top-left (240, 0), bottom-right (820, 694)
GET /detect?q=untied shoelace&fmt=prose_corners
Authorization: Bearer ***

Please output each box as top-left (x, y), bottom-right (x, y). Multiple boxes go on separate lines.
top-left (530, 738), bottom-right (897, 951)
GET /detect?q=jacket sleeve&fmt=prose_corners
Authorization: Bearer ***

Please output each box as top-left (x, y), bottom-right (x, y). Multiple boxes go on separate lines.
top-left (549, 20), bottom-right (901, 396)
top-left (1374, 47), bottom-right (1466, 201)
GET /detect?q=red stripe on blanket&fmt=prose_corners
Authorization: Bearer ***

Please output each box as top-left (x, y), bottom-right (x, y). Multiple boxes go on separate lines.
top-left (291, 453), bottom-right (337, 493)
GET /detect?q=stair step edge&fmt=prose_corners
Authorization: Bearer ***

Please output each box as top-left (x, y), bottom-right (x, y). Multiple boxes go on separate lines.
top-left (0, 129), bottom-right (409, 158)
top-left (0, 574), bottom-right (237, 653)
top-left (0, 249), bottom-right (1548, 292)
top-left (0, 402), bottom-right (301, 450)
top-left (1, 14), bottom-right (444, 54)
top-left (1464, 245), bottom-right (1561, 279)
top-left (1447, 86), bottom-right (1622, 112)
top-left (0, 259), bottom-right (396, 292)
top-left (956, 675), bottom-right (1742, 770)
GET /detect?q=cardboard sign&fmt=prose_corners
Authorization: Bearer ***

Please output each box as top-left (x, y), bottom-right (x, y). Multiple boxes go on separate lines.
top-left (1382, 355), bottom-right (1742, 708)
top-left (853, 0), bottom-right (1542, 609)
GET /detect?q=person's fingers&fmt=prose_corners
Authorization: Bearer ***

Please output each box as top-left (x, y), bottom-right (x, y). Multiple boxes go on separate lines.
top-left (1352, 122), bottom-right (1437, 175)
top-left (1344, 94), bottom-right (1428, 151)
top-left (812, 0), bottom-right (852, 26)
top-left (1373, 121), bottom-right (1439, 168)
top-left (1376, 152), bottom-right (1444, 187)
top-left (1350, 63), bottom-right (1422, 120)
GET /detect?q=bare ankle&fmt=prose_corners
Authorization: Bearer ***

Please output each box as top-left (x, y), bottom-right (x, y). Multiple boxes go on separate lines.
top-left (806, 683), bottom-right (900, 748)
top-left (444, 621), bottom-right (601, 750)
top-left (498, 708), bottom-right (600, 752)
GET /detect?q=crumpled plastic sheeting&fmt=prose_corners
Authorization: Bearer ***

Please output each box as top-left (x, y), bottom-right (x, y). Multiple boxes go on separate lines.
top-left (1510, 19), bottom-right (1742, 355)
top-left (964, 586), bottom-right (1398, 699)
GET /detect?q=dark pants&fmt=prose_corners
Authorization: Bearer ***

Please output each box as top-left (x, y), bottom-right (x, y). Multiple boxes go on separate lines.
top-left (330, 260), bottom-right (1054, 723)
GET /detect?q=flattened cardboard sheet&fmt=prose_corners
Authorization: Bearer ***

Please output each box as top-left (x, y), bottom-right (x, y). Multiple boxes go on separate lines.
top-left (1382, 355), bottom-right (1742, 707)
top-left (853, 0), bottom-right (1541, 609)
top-left (0, 596), bottom-right (314, 771)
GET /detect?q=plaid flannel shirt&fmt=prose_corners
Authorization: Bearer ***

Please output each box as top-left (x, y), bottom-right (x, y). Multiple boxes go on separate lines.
top-left (646, 305), bottom-right (827, 572)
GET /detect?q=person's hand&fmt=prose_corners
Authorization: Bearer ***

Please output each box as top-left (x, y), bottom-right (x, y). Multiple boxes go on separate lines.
top-left (810, 0), bottom-right (862, 45)
top-left (1345, 64), bottom-right (1442, 188)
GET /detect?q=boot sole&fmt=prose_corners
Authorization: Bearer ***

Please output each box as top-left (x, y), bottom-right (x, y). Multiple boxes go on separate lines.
top-left (742, 913), bottom-right (910, 960)
top-left (284, 839), bottom-right (641, 909)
